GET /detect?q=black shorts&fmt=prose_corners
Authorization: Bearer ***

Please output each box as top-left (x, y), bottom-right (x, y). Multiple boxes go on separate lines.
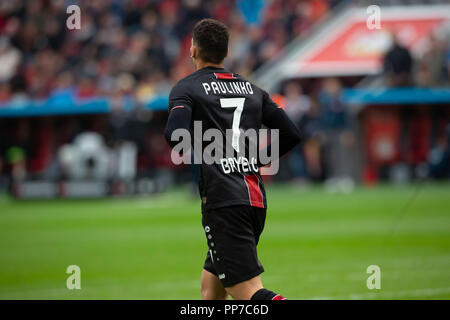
top-left (202, 205), bottom-right (266, 287)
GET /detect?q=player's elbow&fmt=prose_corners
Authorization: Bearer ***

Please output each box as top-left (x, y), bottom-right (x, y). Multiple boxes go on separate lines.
top-left (294, 130), bottom-right (302, 145)
top-left (289, 127), bottom-right (302, 147)
top-left (164, 126), bottom-right (175, 149)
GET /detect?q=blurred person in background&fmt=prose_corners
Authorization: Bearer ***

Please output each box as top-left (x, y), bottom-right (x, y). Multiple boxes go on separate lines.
top-left (0, 134), bottom-right (4, 187)
top-left (429, 123), bottom-right (450, 179)
top-left (0, 36), bottom-right (21, 102)
top-left (446, 36), bottom-right (450, 83)
top-left (284, 82), bottom-right (311, 128)
top-left (383, 32), bottom-right (413, 87)
top-left (5, 119), bottom-right (31, 182)
top-left (415, 33), bottom-right (449, 87)
top-left (298, 98), bottom-right (324, 181)
top-left (283, 81), bottom-right (310, 182)
top-left (0, 36), bottom-right (21, 83)
top-left (318, 78), bottom-right (355, 192)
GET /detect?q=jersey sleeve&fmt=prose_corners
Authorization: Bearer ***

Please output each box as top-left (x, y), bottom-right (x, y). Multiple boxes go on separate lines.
top-left (261, 90), bottom-right (287, 125)
top-left (168, 81), bottom-right (194, 113)
top-left (165, 81), bottom-right (193, 150)
top-left (260, 89), bottom-right (302, 165)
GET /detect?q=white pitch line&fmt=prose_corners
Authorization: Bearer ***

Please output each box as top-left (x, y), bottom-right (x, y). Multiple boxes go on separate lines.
top-left (2, 285), bottom-right (450, 300)
top-left (0, 280), bottom-right (200, 299)
top-left (309, 287), bottom-right (450, 300)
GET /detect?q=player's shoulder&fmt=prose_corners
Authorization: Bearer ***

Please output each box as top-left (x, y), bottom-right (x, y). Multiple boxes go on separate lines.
top-left (170, 73), bottom-right (198, 95)
top-left (231, 73), bottom-right (266, 95)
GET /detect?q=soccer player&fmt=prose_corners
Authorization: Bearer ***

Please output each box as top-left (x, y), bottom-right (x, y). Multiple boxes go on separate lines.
top-left (164, 19), bottom-right (301, 300)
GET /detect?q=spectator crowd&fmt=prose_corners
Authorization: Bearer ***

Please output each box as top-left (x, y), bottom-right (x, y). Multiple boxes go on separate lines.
top-left (0, 0), bottom-right (339, 103)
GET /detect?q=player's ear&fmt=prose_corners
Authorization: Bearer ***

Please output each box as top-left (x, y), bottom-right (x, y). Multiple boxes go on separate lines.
top-left (190, 38), bottom-right (196, 59)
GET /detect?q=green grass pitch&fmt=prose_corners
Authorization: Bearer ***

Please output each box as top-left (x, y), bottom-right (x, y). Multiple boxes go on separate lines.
top-left (0, 182), bottom-right (449, 299)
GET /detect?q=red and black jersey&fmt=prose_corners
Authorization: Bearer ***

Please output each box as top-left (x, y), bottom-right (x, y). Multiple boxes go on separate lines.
top-left (165, 66), bottom-right (301, 212)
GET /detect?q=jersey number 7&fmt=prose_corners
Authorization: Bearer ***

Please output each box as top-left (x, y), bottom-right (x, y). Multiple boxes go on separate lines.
top-left (220, 98), bottom-right (246, 152)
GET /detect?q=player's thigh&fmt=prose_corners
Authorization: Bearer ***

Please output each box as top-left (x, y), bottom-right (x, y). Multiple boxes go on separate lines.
top-left (224, 275), bottom-right (263, 300)
top-left (201, 269), bottom-right (228, 300)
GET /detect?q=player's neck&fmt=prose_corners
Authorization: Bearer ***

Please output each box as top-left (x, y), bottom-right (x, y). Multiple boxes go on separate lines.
top-left (195, 60), bottom-right (224, 71)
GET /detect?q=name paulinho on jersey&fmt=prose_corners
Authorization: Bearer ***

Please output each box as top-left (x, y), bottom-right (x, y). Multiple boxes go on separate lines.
top-left (201, 72), bottom-right (254, 96)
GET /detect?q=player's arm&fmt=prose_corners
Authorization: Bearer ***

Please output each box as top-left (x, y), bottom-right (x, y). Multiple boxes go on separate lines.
top-left (164, 82), bottom-right (193, 151)
top-left (260, 90), bottom-right (302, 166)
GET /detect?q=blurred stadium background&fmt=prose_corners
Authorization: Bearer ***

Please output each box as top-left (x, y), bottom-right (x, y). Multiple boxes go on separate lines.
top-left (0, 0), bottom-right (449, 299)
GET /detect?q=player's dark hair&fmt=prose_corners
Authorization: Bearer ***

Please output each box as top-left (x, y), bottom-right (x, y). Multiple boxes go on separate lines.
top-left (193, 18), bottom-right (229, 64)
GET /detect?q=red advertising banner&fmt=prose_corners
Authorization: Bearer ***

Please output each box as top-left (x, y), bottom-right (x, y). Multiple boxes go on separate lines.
top-left (291, 6), bottom-right (449, 77)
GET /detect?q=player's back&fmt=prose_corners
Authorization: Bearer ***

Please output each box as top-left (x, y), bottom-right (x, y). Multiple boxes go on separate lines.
top-left (168, 66), bottom-right (268, 212)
